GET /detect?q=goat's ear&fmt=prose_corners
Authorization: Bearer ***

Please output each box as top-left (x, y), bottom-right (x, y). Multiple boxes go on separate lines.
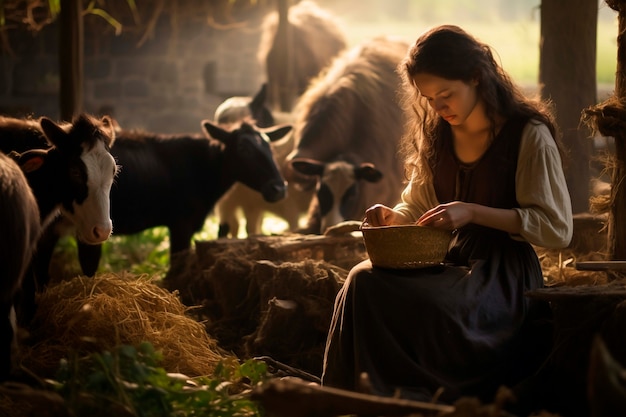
top-left (262, 124), bottom-right (292, 142)
top-left (291, 158), bottom-right (325, 177)
top-left (16, 149), bottom-right (47, 173)
top-left (250, 83), bottom-right (268, 109)
top-left (355, 163), bottom-right (383, 183)
top-left (201, 119), bottom-right (229, 143)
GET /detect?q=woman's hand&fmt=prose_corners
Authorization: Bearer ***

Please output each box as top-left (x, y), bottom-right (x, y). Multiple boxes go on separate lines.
top-left (417, 201), bottom-right (472, 230)
top-left (363, 204), bottom-right (403, 227)
top-left (417, 201), bottom-right (522, 234)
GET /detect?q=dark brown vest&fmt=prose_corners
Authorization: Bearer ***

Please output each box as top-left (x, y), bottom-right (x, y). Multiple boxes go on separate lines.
top-left (430, 116), bottom-right (530, 209)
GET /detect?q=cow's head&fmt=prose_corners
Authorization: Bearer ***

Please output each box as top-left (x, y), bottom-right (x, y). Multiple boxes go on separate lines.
top-left (20, 114), bottom-right (118, 244)
top-left (291, 158), bottom-right (383, 232)
top-left (201, 120), bottom-right (290, 203)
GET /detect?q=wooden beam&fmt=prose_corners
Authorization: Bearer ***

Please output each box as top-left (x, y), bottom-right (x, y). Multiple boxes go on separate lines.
top-left (540, 0), bottom-right (597, 214)
top-left (59, 0), bottom-right (83, 121)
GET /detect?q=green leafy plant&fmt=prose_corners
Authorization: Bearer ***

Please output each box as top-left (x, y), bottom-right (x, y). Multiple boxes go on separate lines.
top-left (99, 226), bottom-right (172, 278)
top-left (47, 341), bottom-right (268, 417)
top-left (51, 213), bottom-right (289, 281)
top-left (50, 216), bottom-right (220, 280)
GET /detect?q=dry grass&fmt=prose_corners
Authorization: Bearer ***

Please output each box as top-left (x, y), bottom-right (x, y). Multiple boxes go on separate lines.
top-left (18, 272), bottom-right (233, 379)
top-left (536, 246), bottom-right (610, 288)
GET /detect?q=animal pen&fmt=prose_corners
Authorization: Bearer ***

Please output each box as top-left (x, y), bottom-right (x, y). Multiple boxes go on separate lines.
top-left (4, 2), bottom-right (626, 417)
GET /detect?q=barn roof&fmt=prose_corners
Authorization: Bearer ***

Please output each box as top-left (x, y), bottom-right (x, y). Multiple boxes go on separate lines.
top-left (0, 0), bottom-right (275, 50)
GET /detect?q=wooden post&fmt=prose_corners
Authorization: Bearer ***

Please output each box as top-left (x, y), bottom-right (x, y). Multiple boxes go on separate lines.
top-left (614, 1), bottom-right (626, 98)
top-left (540, 0), bottom-right (597, 214)
top-left (582, 1), bottom-right (626, 269)
top-left (607, 0), bottom-right (626, 261)
top-left (59, 0), bottom-right (83, 121)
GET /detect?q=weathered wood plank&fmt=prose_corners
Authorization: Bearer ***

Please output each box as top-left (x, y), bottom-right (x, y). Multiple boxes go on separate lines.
top-left (250, 377), bottom-right (456, 417)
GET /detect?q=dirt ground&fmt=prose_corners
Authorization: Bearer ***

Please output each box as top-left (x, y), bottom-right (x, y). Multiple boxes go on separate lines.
top-left (10, 214), bottom-right (626, 417)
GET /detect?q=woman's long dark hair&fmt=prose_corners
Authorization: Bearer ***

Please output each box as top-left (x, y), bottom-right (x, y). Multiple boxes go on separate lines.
top-left (397, 24), bottom-right (564, 183)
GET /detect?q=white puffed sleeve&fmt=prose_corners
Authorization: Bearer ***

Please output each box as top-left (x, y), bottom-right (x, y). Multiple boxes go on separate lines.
top-left (393, 168), bottom-right (440, 223)
top-left (512, 121), bottom-right (573, 248)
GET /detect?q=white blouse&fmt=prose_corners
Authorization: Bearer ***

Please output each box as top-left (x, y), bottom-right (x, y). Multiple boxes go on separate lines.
top-left (393, 120), bottom-right (573, 249)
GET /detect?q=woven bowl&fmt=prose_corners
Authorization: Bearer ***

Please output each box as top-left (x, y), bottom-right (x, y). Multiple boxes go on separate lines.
top-left (361, 224), bottom-right (453, 269)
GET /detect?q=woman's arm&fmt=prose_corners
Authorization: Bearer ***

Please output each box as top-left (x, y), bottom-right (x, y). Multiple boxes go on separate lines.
top-left (512, 121), bottom-right (573, 248)
top-left (417, 201), bottom-right (522, 233)
top-left (392, 169), bottom-right (440, 223)
top-left (380, 121), bottom-right (573, 247)
top-left (413, 121), bottom-right (572, 248)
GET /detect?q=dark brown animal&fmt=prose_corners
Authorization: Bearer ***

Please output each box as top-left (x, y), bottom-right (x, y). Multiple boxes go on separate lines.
top-left (286, 36), bottom-right (409, 233)
top-left (0, 152), bottom-right (40, 380)
top-left (258, 0), bottom-right (347, 111)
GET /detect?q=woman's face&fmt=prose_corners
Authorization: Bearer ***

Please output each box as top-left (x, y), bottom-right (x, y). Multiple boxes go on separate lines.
top-left (412, 73), bottom-right (480, 126)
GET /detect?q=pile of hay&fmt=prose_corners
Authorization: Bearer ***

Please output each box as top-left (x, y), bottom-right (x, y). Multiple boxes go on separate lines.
top-left (19, 272), bottom-right (233, 379)
top-left (536, 247), bottom-right (609, 287)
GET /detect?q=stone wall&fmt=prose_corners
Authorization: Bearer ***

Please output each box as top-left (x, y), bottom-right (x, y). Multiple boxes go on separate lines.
top-left (0, 14), bottom-right (266, 133)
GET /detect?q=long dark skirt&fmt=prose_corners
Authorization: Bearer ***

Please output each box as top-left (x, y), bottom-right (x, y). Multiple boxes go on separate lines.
top-left (322, 227), bottom-right (552, 403)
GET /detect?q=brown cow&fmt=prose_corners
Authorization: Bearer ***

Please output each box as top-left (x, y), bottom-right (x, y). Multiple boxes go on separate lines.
top-left (0, 152), bottom-right (40, 380)
top-left (286, 36), bottom-right (410, 233)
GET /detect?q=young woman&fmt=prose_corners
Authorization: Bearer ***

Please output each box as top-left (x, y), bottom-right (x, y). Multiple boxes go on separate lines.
top-left (321, 25), bottom-right (573, 404)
